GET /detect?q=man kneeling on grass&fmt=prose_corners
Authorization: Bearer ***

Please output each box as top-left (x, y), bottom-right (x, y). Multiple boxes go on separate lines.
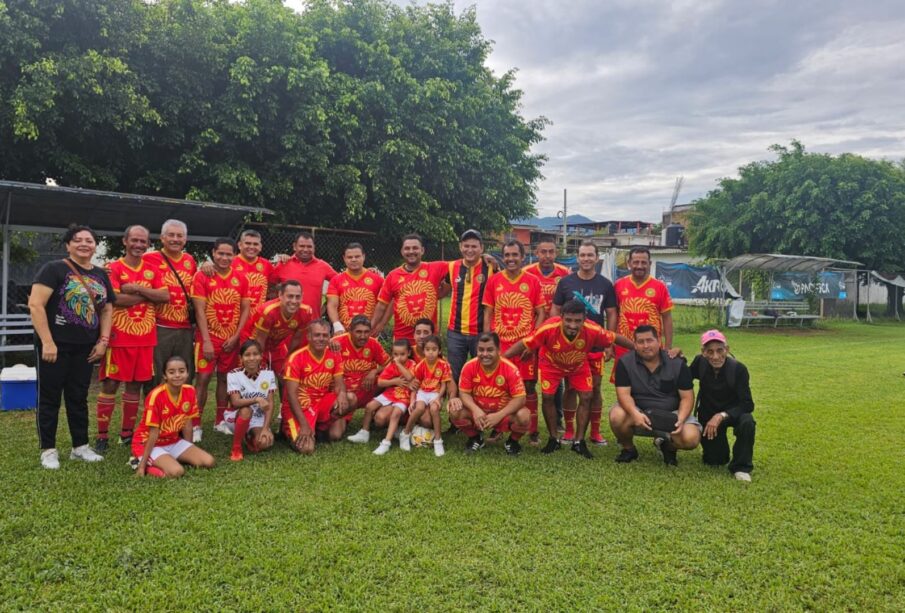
top-left (690, 330), bottom-right (756, 482)
top-left (609, 325), bottom-right (700, 466)
top-left (449, 332), bottom-right (529, 455)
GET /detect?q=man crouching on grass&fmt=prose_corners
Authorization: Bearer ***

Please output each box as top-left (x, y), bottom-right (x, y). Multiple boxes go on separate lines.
top-left (609, 325), bottom-right (701, 466)
top-left (282, 320), bottom-right (349, 454)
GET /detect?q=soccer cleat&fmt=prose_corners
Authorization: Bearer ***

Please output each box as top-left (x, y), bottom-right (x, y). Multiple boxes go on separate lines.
top-left (94, 438), bottom-right (108, 454)
top-left (214, 422), bottom-right (232, 435)
top-left (528, 432), bottom-right (540, 447)
top-left (654, 437), bottom-right (678, 466)
top-left (590, 432), bottom-right (608, 446)
top-left (541, 438), bottom-right (561, 454)
top-left (733, 471), bottom-right (752, 482)
top-left (70, 445), bottom-right (104, 463)
top-left (504, 437), bottom-right (522, 456)
top-left (614, 447), bottom-right (639, 463)
top-left (433, 439), bottom-right (445, 457)
top-left (399, 431), bottom-right (412, 452)
top-left (40, 449), bottom-right (60, 470)
top-left (118, 434), bottom-right (132, 446)
top-left (192, 426), bottom-right (203, 443)
top-left (128, 456), bottom-right (140, 470)
top-left (464, 433), bottom-right (485, 454)
top-left (347, 429), bottom-right (371, 444)
top-left (571, 440), bottom-right (594, 459)
top-left (373, 440), bottom-right (392, 456)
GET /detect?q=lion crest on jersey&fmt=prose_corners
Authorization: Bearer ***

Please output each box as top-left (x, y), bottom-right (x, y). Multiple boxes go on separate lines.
top-left (396, 280), bottom-right (436, 325)
top-left (113, 300), bottom-right (156, 338)
top-left (339, 287), bottom-right (376, 325)
top-left (157, 269), bottom-right (192, 323)
top-left (495, 292), bottom-right (532, 340)
top-left (205, 288), bottom-right (241, 338)
top-left (618, 297), bottom-right (661, 337)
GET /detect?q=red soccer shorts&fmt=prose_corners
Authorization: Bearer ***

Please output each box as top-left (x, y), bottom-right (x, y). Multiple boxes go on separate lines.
top-left (281, 393), bottom-right (339, 438)
top-left (265, 345), bottom-right (289, 375)
top-left (100, 346), bottom-right (154, 382)
top-left (502, 341), bottom-right (537, 381)
top-left (195, 340), bottom-right (239, 375)
top-left (587, 351), bottom-right (604, 377)
top-left (538, 358), bottom-right (593, 395)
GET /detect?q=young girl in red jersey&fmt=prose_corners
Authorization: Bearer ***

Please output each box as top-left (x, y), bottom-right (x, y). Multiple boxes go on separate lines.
top-left (347, 339), bottom-right (416, 455)
top-left (133, 356), bottom-right (216, 478)
top-left (399, 335), bottom-right (450, 457)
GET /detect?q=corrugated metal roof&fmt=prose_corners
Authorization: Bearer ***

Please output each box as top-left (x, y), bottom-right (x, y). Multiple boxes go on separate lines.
top-left (722, 253), bottom-right (862, 273)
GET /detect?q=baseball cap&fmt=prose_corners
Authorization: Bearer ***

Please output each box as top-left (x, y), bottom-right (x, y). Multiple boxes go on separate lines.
top-left (459, 229), bottom-right (482, 242)
top-left (700, 329), bottom-right (727, 347)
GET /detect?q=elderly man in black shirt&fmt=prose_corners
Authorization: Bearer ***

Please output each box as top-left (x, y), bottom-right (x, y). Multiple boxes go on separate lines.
top-left (690, 330), bottom-right (756, 482)
top-left (610, 325), bottom-right (701, 466)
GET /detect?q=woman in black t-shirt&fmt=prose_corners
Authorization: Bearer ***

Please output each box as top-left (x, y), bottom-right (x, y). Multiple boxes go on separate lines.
top-left (28, 225), bottom-right (114, 470)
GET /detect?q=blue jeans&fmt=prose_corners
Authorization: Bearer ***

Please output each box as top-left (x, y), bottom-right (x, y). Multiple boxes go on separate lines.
top-left (446, 329), bottom-right (478, 384)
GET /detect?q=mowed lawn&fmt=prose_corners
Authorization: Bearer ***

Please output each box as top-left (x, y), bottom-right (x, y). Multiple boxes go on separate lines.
top-left (0, 320), bottom-right (903, 610)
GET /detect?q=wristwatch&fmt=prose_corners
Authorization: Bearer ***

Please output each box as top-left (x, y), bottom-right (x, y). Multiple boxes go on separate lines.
top-left (720, 411), bottom-right (729, 420)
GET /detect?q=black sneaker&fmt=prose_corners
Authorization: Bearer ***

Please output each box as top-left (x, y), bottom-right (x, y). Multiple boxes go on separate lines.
top-left (504, 437), bottom-right (522, 456)
top-left (119, 433), bottom-right (133, 445)
top-left (464, 433), bottom-right (484, 454)
top-left (444, 423), bottom-right (459, 436)
top-left (541, 438), bottom-right (561, 454)
top-left (655, 437), bottom-right (678, 466)
top-left (94, 438), bottom-right (108, 454)
top-left (615, 447), bottom-right (639, 463)
top-left (571, 439), bottom-right (594, 459)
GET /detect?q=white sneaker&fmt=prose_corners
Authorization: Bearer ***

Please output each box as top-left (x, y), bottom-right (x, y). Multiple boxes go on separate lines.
top-left (433, 439), bottom-right (445, 457)
top-left (70, 445), bottom-right (104, 463)
top-left (733, 471), bottom-right (752, 482)
top-left (192, 426), bottom-right (203, 443)
top-left (347, 429), bottom-right (370, 444)
top-left (41, 449), bottom-right (60, 470)
top-left (213, 422), bottom-right (232, 435)
top-left (373, 440), bottom-right (392, 456)
top-left (399, 432), bottom-right (412, 452)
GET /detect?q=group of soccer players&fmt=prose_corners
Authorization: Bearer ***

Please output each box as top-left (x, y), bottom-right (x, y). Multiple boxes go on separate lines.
top-left (98, 221), bottom-right (677, 477)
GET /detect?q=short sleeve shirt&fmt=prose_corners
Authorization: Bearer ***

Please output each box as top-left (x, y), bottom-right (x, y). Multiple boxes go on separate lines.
top-left (227, 367), bottom-right (277, 421)
top-left (552, 273), bottom-right (617, 327)
top-left (326, 270), bottom-right (384, 329)
top-left (377, 261), bottom-right (448, 341)
top-left (614, 276), bottom-right (673, 338)
top-left (191, 269), bottom-right (249, 342)
top-left (412, 358), bottom-right (452, 393)
top-left (336, 333), bottom-right (390, 393)
top-left (523, 262), bottom-right (571, 313)
top-left (378, 359), bottom-right (417, 405)
top-left (524, 317), bottom-right (616, 373)
top-left (32, 259), bottom-right (115, 345)
top-left (108, 258), bottom-right (166, 347)
top-left (283, 347), bottom-right (343, 412)
top-left (232, 256), bottom-right (273, 311)
top-left (134, 384), bottom-right (198, 448)
top-left (143, 251), bottom-right (197, 329)
top-left (458, 357), bottom-right (526, 412)
top-left (240, 298), bottom-right (314, 350)
top-left (482, 271), bottom-right (544, 344)
top-left (269, 256), bottom-right (337, 316)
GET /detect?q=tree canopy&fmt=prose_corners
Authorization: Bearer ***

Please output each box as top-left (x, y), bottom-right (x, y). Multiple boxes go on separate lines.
top-left (0, 0), bottom-right (546, 242)
top-left (687, 142), bottom-right (905, 272)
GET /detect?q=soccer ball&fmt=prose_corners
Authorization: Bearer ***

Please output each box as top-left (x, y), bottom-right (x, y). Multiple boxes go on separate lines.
top-left (411, 425), bottom-right (435, 447)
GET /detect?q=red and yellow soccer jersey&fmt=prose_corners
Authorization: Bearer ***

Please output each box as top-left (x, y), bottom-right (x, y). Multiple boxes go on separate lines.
top-left (108, 258), bottom-right (166, 347)
top-left (614, 276), bottom-right (673, 339)
top-left (483, 271), bottom-right (544, 345)
top-left (458, 358), bottom-right (526, 412)
top-left (133, 384), bottom-right (198, 448)
top-left (378, 359), bottom-right (416, 405)
top-left (143, 251), bottom-right (197, 329)
top-left (412, 358), bottom-right (452, 393)
top-left (232, 255), bottom-right (273, 311)
top-left (283, 347), bottom-right (343, 418)
top-left (524, 317), bottom-right (616, 373)
top-left (447, 259), bottom-right (494, 336)
top-left (377, 261), bottom-right (448, 341)
top-left (523, 262), bottom-right (571, 313)
top-left (241, 298), bottom-right (314, 350)
top-left (335, 332), bottom-right (390, 393)
top-left (191, 268), bottom-right (249, 342)
top-left (326, 269), bottom-right (384, 329)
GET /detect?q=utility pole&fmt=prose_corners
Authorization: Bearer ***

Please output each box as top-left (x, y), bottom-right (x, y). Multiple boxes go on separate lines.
top-left (561, 188), bottom-right (567, 253)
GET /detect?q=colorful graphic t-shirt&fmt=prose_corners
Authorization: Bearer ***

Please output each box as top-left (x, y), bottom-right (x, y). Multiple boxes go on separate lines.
top-left (523, 318), bottom-right (616, 372)
top-left (32, 259), bottom-right (115, 345)
top-left (226, 367), bottom-right (277, 421)
top-left (240, 298), bottom-right (314, 350)
top-left (523, 262), bottom-right (571, 313)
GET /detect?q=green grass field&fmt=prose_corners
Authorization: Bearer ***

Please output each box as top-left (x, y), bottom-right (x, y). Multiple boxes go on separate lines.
top-left (1, 319), bottom-right (903, 610)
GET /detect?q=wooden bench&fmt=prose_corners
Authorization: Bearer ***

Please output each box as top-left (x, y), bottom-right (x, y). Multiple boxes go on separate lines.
top-left (0, 313), bottom-right (34, 356)
top-left (741, 301), bottom-right (819, 328)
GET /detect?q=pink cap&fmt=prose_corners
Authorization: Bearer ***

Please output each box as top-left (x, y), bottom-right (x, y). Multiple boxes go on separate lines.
top-left (700, 329), bottom-right (727, 347)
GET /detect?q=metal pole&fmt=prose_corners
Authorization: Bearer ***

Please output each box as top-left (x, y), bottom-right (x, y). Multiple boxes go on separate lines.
top-left (2, 192), bottom-right (11, 317)
top-left (562, 188), bottom-right (567, 254)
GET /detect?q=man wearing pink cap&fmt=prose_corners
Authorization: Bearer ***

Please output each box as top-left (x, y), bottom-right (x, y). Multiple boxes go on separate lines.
top-left (690, 329), bottom-right (756, 482)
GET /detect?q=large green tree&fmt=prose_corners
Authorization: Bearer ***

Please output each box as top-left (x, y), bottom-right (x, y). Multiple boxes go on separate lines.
top-left (0, 0), bottom-right (546, 242)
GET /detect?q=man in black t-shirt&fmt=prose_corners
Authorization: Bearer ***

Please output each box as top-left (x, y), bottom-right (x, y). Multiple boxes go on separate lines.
top-left (610, 325), bottom-right (701, 466)
top-left (551, 241), bottom-right (617, 445)
top-left (690, 330), bottom-right (756, 482)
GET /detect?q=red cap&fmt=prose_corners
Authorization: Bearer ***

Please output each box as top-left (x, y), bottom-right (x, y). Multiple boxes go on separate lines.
top-left (700, 329), bottom-right (727, 347)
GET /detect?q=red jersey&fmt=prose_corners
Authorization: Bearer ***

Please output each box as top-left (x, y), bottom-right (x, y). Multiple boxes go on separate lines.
top-left (524, 317), bottom-right (616, 372)
top-left (269, 256), bottom-right (337, 316)
top-left (377, 261), bottom-right (448, 341)
top-left (108, 258), bottom-right (166, 347)
top-left (335, 333), bottom-right (390, 393)
top-left (412, 358), bottom-right (452, 393)
top-left (191, 268), bottom-right (249, 342)
top-left (523, 262), bottom-right (571, 313)
top-left (241, 298), bottom-right (314, 350)
top-left (232, 255), bottom-right (273, 310)
top-left (134, 384), bottom-right (198, 448)
top-left (378, 359), bottom-right (416, 405)
top-left (614, 276), bottom-right (673, 339)
top-left (458, 358), bottom-right (526, 412)
top-left (326, 269), bottom-right (383, 329)
top-left (447, 259), bottom-right (494, 336)
top-left (483, 271), bottom-right (544, 344)
top-left (143, 251), bottom-right (197, 329)
top-left (283, 347), bottom-right (343, 417)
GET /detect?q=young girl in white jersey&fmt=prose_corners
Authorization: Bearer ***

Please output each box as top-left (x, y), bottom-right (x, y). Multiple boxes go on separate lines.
top-left (224, 340), bottom-right (277, 461)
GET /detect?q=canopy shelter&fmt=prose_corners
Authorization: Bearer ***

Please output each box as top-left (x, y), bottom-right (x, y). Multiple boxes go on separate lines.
top-left (1, 180), bottom-right (273, 317)
top-left (865, 271), bottom-right (905, 322)
top-left (722, 253), bottom-right (863, 274)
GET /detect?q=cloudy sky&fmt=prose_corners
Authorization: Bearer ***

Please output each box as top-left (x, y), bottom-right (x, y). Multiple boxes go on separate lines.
top-left (289, 0), bottom-right (905, 222)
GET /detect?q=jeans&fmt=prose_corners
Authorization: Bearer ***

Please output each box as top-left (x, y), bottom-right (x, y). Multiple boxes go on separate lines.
top-left (446, 329), bottom-right (478, 384)
top-left (700, 411), bottom-right (756, 473)
top-left (35, 340), bottom-right (93, 450)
